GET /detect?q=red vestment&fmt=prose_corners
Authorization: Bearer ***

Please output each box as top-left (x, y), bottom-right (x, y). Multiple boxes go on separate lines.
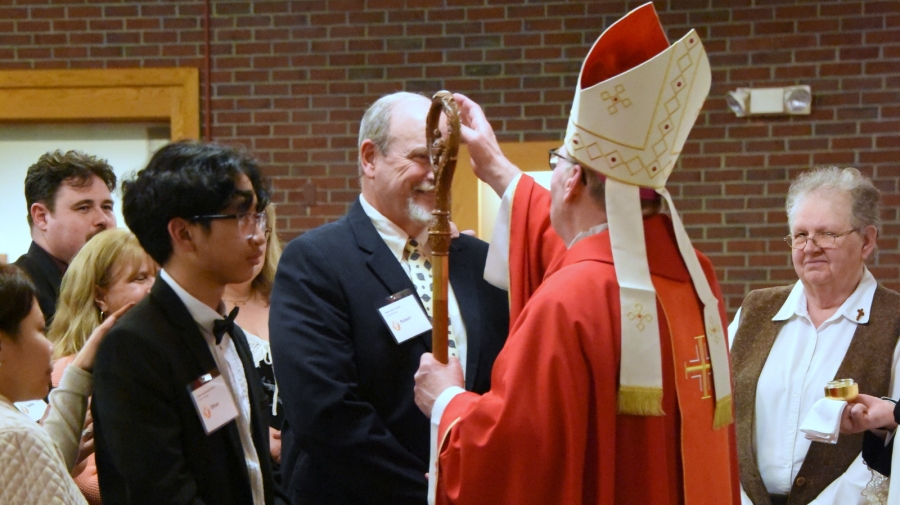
top-left (434, 177), bottom-right (740, 504)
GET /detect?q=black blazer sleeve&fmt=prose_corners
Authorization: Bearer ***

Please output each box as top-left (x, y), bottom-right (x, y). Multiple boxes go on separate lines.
top-left (93, 323), bottom-right (210, 505)
top-left (270, 237), bottom-right (427, 504)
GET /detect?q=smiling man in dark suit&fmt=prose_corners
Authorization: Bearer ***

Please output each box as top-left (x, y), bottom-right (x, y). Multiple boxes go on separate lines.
top-left (270, 92), bottom-right (509, 505)
top-left (91, 141), bottom-right (283, 505)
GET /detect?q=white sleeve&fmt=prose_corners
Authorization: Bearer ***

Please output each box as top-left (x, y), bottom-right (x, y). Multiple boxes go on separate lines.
top-left (42, 365), bottom-right (92, 471)
top-left (483, 173), bottom-right (522, 291)
top-left (740, 484), bottom-right (753, 505)
top-left (427, 386), bottom-right (466, 505)
top-left (727, 307), bottom-right (742, 349)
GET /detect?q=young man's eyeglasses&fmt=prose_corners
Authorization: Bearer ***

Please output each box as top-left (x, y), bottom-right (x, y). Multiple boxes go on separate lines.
top-left (784, 229), bottom-right (857, 249)
top-left (191, 211), bottom-right (268, 239)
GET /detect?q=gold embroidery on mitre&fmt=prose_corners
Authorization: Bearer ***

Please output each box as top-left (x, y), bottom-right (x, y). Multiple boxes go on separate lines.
top-left (684, 335), bottom-right (712, 400)
top-left (601, 84), bottom-right (632, 114)
top-left (566, 30), bottom-right (708, 189)
top-left (627, 303), bottom-right (653, 331)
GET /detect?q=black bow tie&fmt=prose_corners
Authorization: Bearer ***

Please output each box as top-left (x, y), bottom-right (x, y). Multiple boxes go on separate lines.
top-left (213, 306), bottom-right (239, 345)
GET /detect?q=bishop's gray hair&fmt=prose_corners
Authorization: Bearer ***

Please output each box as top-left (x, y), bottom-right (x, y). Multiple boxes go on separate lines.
top-left (786, 166), bottom-right (881, 233)
top-left (357, 92), bottom-right (426, 178)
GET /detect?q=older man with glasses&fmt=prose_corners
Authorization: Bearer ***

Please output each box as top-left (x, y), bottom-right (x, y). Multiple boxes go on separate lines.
top-left (729, 167), bottom-right (900, 505)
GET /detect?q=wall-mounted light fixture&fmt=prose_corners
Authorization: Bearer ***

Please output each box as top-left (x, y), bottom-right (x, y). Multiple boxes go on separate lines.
top-left (726, 85), bottom-right (811, 117)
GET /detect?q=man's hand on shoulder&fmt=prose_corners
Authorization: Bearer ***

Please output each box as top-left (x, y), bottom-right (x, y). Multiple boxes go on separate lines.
top-left (414, 353), bottom-right (464, 418)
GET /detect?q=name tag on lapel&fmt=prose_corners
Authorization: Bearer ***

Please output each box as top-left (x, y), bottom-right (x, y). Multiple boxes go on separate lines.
top-left (188, 369), bottom-right (239, 434)
top-left (377, 289), bottom-right (432, 344)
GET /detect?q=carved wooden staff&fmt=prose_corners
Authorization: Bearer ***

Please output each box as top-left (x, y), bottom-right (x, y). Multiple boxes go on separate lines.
top-left (426, 91), bottom-right (460, 365)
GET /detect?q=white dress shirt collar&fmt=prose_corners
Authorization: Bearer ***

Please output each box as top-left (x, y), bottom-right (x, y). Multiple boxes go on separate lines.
top-left (359, 194), bottom-right (429, 259)
top-left (159, 269), bottom-right (227, 333)
top-left (773, 267), bottom-right (876, 325)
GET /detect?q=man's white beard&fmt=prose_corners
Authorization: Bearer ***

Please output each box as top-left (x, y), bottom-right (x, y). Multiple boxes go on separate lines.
top-left (407, 183), bottom-right (436, 226)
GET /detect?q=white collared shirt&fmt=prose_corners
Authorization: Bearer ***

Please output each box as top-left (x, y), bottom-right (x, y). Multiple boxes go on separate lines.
top-left (728, 268), bottom-right (900, 504)
top-left (159, 270), bottom-right (265, 505)
top-left (358, 194), bottom-right (469, 376)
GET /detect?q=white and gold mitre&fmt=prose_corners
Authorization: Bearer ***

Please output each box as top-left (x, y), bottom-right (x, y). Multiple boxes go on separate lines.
top-left (563, 4), bottom-right (710, 189)
top-left (563, 3), bottom-right (732, 429)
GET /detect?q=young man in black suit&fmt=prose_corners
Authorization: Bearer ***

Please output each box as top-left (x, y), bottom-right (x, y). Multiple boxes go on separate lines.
top-left (91, 141), bottom-right (283, 505)
top-left (15, 150), bottom-right (117, 323)
top-left (269, 92), bottom-right (510, 505)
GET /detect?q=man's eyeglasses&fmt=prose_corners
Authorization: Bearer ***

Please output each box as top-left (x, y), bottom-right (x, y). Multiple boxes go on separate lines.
top-left (548, 148), bottom-right (586, 184)
top-left (548, 148), bottom-right (578, 171)
top-left (784, 229), bottom-right (857, 249)
top-left (191, 211), bottom-right (268, 239)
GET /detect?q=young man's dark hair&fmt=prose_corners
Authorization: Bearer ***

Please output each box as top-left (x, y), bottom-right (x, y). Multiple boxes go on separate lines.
top-left (122, 140), bottom-right (270, 266)
top-left (24, 150), bottom-right (116, 227)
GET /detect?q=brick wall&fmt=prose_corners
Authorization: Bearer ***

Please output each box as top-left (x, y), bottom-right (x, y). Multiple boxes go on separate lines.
top-left (2, 0), bottom-right (898, 316)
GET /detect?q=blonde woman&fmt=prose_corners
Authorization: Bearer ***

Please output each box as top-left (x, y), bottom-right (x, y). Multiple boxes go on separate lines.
top-left (47, 229), bottom-right (156, 505)
top-left (222, 204), bottom-right (284, 463)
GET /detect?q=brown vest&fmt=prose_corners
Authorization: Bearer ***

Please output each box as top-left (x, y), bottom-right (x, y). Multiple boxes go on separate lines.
top-left (731, 285), bottom-right (900, 505)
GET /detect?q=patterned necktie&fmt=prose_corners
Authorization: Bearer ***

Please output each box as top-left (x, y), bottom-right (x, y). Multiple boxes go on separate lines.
top-left (405, 239), bottom-right (458, 358)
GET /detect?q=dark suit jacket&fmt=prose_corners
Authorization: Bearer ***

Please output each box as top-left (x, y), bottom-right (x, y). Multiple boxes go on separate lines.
top-left (270, 200), bottom-right (509, 505)
top-left (14, 241), bottom-right (63, 323)
top-left (92, 277), bottom-right (280, 505)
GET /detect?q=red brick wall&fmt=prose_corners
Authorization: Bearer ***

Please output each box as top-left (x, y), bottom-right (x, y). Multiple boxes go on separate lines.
top-left (2, 0), bottom-right (898, 316)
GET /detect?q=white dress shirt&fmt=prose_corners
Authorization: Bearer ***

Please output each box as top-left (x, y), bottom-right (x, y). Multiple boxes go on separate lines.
top-left (358, 194), bottom-right (470, 376)
top-left (160, 270), bottom-right (265, 505)
top-left (728, 268), bottom-right (900, 505)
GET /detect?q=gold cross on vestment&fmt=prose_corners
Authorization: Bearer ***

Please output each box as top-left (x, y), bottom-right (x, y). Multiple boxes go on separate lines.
top-left (627, 303), bottom-right (653, 331)
top-left (684, 334), bottom-right (712, 400)
top-left (857, 308), bottom-right (865, 321)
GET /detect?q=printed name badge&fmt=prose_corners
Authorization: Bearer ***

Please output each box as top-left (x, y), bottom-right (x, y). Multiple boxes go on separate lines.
top-left (188, 369), bottom-right (240, 435)
top-left (15, 399), bottom-right (48, 423)
top-left (377, 288), bottom-right (432, 344)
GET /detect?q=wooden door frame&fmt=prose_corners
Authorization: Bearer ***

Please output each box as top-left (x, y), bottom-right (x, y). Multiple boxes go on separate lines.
top-left (0, 68), bottom-right (199, 140)
top-left (451, 140), bottom-right (558, 238)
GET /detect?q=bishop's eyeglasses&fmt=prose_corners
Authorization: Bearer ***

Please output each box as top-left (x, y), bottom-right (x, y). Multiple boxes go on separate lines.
top-left (191, 211), bottom-right (269, 239)
top-left (783, 230), bottom-right (857, 249)
top-left (548, 148), bottom-right (587, 184)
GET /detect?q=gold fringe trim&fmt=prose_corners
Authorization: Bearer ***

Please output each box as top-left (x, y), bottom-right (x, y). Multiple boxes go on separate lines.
top-left (617, 386), bottom-right (665, 416)
top-left (713, 395), bottom-right (733, 429)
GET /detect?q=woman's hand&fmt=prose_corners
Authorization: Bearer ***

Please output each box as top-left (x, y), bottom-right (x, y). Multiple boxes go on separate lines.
top-left (269, 427), bottom-right (282, 464)
top-left (74, 408), bottom-right (95, 469)
top-left (70, 303), bottom-right (135, 373)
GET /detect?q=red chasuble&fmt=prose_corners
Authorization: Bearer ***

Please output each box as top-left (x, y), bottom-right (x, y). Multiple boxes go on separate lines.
top-left (433, 178), bottom-right (739, 504)
top-left (506, 175), bottom-right (567, 323)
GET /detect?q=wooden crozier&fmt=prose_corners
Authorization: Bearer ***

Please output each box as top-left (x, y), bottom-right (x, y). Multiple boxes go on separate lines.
top-left (426, 91), bottom-right (460, 365)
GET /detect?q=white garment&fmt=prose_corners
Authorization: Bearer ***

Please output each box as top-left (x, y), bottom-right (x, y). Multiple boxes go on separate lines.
top-left (729, 268), bottom-right (900, 505)
top-left (0, 366), bottom-right (92, 505)
top-left (160, 270), bottom-right (265, 505)
top-left (483, 173), bottom-right (522, 291)
top-left (358, 194), bottom-right (469, 376)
